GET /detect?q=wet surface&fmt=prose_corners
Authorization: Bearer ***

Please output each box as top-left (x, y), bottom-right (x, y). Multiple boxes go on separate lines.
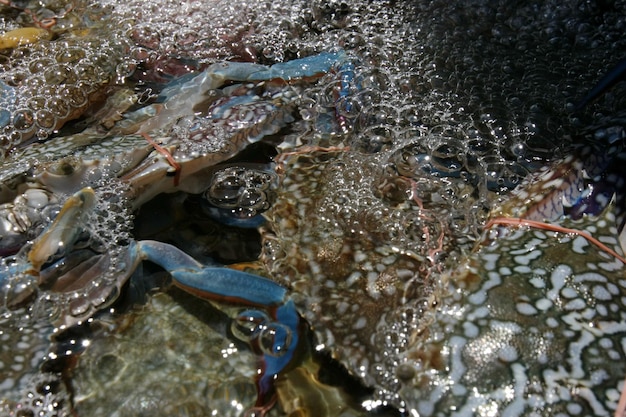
top-left (0, 0), bottom-right (625, 416)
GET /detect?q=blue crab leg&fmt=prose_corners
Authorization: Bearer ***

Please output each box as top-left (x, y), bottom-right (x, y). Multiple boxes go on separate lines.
top-left (136, 51), bottom-right (348, 136)
top-left (210, 51), bottom-right (347, 82)
top-left (134, 240), bottom-right (301, 407)
top-left (135, 240), bottom-right (289, 306)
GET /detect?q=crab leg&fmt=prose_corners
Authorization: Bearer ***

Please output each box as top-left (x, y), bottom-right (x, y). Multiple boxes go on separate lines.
top-left (134, 240), bottom-right (301, 409)
top-left (210, 51), bottom-right (346, 82)
top-left (485, 216), bottom-right (626, 264)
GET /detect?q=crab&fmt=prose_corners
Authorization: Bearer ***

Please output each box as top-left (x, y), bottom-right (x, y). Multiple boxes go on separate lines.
top-left (254, 55), bottom-right (626, 415)
top-left (0, 49), bottom-right (356, 415)
top-left (1, 6), bottom-right (625, 416)
top-left (396, 121), bottom-right (626, 416)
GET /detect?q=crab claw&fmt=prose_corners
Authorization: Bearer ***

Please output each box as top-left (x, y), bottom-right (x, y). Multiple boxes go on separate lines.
top-left (28, 187), bottom-right (95, 272)
top-left (135, 240), bottom-right (301, 409)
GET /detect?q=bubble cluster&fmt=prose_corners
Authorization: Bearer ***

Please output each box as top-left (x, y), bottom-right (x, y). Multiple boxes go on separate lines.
top-left (265, 151), bottom-right (458, 391)
top-left (0, 0), bottom-right (625, 415)
top-left (0, 372), bottom-right (72, 417)
top-left (204, 165), bottom-right (277, 218)
top-left (0, 182), bottom-right (133, 330)
top-left (0, 2), bottom-right (131, 157)
top-left (0, 315), bottom-right (53, 406)
top-left (59, 183), bottom-right (133, 323)
top-left (259, 0), bottom-right (626, 411)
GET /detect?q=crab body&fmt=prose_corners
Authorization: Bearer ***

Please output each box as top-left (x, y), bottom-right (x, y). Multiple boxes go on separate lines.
top-left (402, 203), bottom-right (626, 416)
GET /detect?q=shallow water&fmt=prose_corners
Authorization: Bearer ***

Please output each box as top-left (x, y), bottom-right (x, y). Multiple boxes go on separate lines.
top-left (0, 0), bottom-right (625, 416)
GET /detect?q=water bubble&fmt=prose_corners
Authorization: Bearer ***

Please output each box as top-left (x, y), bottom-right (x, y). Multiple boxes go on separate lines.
top-left (206, 175), bottom-right (242, 207)
top-left (35, 109), bottom-right (56, 129)
top-left (231, 309), bottom-right (270, 342)
top-left (258, 322), bottom-right (292, 357)
top-left (28, 58), bottom-right (55, 75)
top-left (43, 65), bottom-right (76, 85)
top-left (68, 295), bottom-right (91, 318)
top-left (15, 408), bottom-right (35, 417)
top-left (61, 86), bottom-right (87, 108)
top-left (12, 109), bottom-right (35, 131)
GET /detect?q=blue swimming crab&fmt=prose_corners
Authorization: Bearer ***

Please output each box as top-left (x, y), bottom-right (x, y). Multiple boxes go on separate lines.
top-left (256, 57), bottom-right (626, 415)
top-left (394, 119), bottom-right (626, 416)
top-left (0, 50), bottom-right (356, 414)
top-left (2, 34), bottom-right (625, 417)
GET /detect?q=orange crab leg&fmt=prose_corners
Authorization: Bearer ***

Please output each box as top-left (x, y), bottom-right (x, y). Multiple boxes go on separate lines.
top-left (141, 132), bottom-right (181, 186)
top-left (485, 217), bottom-right (626, 265)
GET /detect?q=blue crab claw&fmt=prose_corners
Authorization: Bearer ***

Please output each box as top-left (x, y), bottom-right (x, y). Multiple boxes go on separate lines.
top-left (134, 240), bottom-right (301, 408)
top-left (0, 187), bottom-right (95, 280)
top-left (0, 187), bottom-right (97, 310)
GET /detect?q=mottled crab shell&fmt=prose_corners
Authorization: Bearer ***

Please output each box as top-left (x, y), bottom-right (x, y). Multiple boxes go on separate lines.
top-left (399, 203), bottom-right (626, 416)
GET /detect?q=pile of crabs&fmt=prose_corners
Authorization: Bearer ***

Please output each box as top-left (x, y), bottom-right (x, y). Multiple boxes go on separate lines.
top-left (1, 0), bottom-right (626, 416)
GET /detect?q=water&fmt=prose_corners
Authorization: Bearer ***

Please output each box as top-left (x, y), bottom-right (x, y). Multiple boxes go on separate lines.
top-left (0, 0), bottom-right (625, 416)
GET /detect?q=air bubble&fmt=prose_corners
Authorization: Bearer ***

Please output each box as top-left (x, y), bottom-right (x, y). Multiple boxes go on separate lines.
top-left (0, 135), bottom-right (11, 149)
top-left (12, 109), bottom-right (35, 131)
top-left (35, 109), bottom-right (56, 129)
top-left (15, 408), bottom-right (35, 417)
top-left (28, 58), bottom-right (55, 74)
top-left (47, 97), bottom-right (71, 120)
top-left (207, 175), bottom-right (242, 207)
top-left (231, 309), bottom-right (270, 342)
top-left (55, 47), bottom-right (86, 63)
top-left (68, 296), bottom-right (91, 317)
top-left (205, 166), bottom-right (276, 212)
top-left (43, 65), bottom-right (77, 85)
top-left (5, 71), bottom-right (27, 87)
top-left (27, 96), bottom-right (46, 111)
top-left (431, 142), bottom-right (466, 175)
top-left (115, 61), bottom-right (137, 80)
top-left (258, 322), bottom-right (292, 357)
top-left (239, 189), bottom-right (264, 210)
top-left (61, 86), bottom-right (88, 108)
